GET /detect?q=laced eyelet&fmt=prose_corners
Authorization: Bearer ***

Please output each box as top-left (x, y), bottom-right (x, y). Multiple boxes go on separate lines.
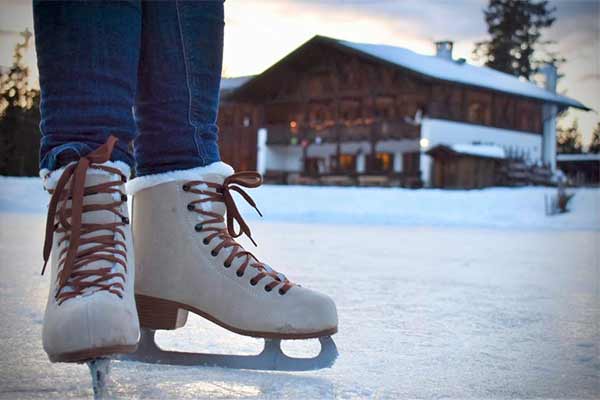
top-left (223, 261), bottom-right (231, 268)
top-left (236, 270), bottom-right (244, 277)
top-left (194, 223), bottom-right (203, 232)
top-left (121, 194), bottom-right (127, 202)
top-left (187, 203), bottom-right (195, 211)
top-left (264, 286), bottom-right (272, 292)
top-left (121, 216), bottom-right (130, 224)
top-left (278, 288), bottom-right (286, 295)
top-left (202, 238), bottom-right (210, 245)
top-left (211, 250), bottom-right (218, 257)
top-left (250, 279), bottom-right (257, 286)
top-left (182, 184), bottom-right (190, 192)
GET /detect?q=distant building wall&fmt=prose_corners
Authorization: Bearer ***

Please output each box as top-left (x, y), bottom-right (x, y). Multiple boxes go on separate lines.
top-left (419, 118), bottom-right (543, 186)
top-left (264, 137), bottom-right (420, 174)
top-left (264, 144), bottom-right (303, 172)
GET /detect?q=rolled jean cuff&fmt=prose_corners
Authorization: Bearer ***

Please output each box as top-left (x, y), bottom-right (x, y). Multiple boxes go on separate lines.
top-left (39, 141), bottom-right (134, 172)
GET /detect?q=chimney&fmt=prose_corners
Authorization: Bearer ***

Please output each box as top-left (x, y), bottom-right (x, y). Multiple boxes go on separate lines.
top-left (435, 40), bottom-right (454, 61)
top-left (539, 63), bottom-right (558, 172)
top-left (539, 64), bottom-right (557, 93)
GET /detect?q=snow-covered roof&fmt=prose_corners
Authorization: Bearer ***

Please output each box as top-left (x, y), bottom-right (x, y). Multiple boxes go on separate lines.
top-left (557, 153), bottom-right (600, 162)
top-left (427, 143), bottom-right (507, 159)
top-left (332, 37), bottom-right (588, 110)
top-left (221, 75), bottom-right (254, 92)
top-left (451, 144), bottom-right (506, 159)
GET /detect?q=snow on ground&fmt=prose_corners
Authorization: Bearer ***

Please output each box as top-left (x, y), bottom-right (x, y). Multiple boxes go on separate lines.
top-left (1, 176), bottom-right (599, 230)
top-left (0, 177), bottom-right (599, 399)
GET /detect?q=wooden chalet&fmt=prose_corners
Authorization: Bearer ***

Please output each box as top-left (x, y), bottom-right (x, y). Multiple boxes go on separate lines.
top-left (217, 35), bottom-right (589, 187)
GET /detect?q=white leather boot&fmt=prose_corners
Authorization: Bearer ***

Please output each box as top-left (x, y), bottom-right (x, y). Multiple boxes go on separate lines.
top-left (41, 137), bottom-right (139, 362)
top-left (127, 163), bottom-right (338, 339)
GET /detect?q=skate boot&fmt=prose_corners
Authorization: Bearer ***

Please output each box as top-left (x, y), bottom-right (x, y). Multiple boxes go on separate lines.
top-left (124, 163), bottom-right (338, 370)
top-left (40, 136), bottom-right (139, 363)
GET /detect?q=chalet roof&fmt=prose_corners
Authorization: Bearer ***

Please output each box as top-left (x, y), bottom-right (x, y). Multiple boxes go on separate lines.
top-left (221, 75), bottom-right (254, 93)
top-left (229, 35), bottom-right (589, 111)
top-left (333, 37), bottom-right (587, 110)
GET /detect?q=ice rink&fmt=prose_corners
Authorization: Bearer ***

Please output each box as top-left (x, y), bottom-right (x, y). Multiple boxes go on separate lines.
top-left (1, 180), bottom-right (599, 399)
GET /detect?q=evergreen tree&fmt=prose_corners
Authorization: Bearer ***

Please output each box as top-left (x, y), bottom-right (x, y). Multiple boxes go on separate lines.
top-left (589, 123), bottom-right (600, 154)
top-left (556, 119), bottom-right (583, 154)
top-left (473, 0), bottom-right (563, 80)
top-left (0, 29), bottom-right (41, 176)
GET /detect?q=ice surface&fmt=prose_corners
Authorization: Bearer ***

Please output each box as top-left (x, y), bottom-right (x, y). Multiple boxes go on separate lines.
top-left (1, 178), bottom-right (599, 399)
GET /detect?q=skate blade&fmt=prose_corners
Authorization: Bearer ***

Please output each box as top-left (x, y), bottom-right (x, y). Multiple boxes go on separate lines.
top-left (119, 328), bottom-right (338, 371)
top-left (87, 358), bottom-right (111, 400)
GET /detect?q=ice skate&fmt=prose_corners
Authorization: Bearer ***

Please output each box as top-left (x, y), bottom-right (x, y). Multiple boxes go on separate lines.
top-left (123, 163), bottom-right (338, 371)
top-left (40, 136), bottom-right (140, 368)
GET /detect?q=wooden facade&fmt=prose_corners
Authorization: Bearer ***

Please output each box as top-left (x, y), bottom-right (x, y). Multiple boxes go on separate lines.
top-left (218, 102), bottom-right (259, 172)
top-left (557, 155), bottom-right (600, 185)
top-left (217, 36), bottom-right (545, 180)
top-left (427, 145), bottom-right (502, 189)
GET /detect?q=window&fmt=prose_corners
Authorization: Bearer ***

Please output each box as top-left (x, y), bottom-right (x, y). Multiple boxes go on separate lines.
top-left (468, 103), bottom-right (484, 124)
top-left (367, 152), bottom-right (394, 173)
top-left (466, 90), bottom-right (492, 125)
top-left (304, 157), bottom-right (321, 176)
top-left (376, 97), bottom-right (395, 119)
top-left (331, 154), bottom-right (356, 173)
top-left (493, 95), bottom-right (515, 129)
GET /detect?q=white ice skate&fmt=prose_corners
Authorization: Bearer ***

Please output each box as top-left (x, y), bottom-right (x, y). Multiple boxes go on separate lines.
top-left (41, 137), bottom-right (139, 397)
top-left (122, 163), bottom-right (338, 371)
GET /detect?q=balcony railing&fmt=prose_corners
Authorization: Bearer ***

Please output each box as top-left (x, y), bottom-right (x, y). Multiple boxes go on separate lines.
top-left (264, 119), bottom-right (420, 145)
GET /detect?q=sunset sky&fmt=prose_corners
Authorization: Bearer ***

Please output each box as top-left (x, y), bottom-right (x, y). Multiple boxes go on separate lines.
top-left (1, 0), bottom-right (598, 143)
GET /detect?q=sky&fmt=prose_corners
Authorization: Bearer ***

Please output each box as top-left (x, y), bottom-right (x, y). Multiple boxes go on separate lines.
top-left (1, 0), bottom-right (598, 143)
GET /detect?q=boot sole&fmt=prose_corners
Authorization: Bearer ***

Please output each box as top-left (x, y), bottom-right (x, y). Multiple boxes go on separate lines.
top-left (48, 344), bottom-right (138, 363)
top-left (136, 294), bottom-right (338, 340)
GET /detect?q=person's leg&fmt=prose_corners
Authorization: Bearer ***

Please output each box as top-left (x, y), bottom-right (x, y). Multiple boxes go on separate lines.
top-left (126, 1), bottom-right (338, 356)
top-left (33, 1), bottom-right (141, 363)
top-left (34, 0), bottom-right (141, 172)
top-left (133, 0), bottom-right (223, 176)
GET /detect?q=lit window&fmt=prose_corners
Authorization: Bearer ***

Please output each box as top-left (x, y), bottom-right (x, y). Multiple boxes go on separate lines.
top-left (338, 154), bottom-right (356, 171)
top-left (376, 153), bottom-right (392, 171)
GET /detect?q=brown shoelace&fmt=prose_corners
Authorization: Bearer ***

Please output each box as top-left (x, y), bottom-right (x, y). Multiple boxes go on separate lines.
top-left (184, 171), bottom-right (294, 295)
top-left (42, 136), bottom-right (129, 304)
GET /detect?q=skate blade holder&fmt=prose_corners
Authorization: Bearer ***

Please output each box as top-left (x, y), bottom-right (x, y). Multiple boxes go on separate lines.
top-left (120, 328), bottom-right (338, 371)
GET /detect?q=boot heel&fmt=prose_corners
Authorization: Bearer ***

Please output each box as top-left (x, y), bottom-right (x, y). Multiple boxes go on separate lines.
top-left (135, 294), bottom-right (188, 330)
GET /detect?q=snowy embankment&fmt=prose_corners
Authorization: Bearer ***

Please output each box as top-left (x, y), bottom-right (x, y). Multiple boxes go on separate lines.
top-left (1, 176), bottom-right (598, 230)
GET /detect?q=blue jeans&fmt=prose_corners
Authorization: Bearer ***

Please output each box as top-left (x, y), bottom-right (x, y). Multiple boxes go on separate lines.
top-left (33, 0), bottom-right (224, 176)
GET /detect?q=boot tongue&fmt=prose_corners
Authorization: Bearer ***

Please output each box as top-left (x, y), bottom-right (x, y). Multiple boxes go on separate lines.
top-left (43, 163), bottom-right (128, 298)
top-left (44, 164), bottom-right (124, 227)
